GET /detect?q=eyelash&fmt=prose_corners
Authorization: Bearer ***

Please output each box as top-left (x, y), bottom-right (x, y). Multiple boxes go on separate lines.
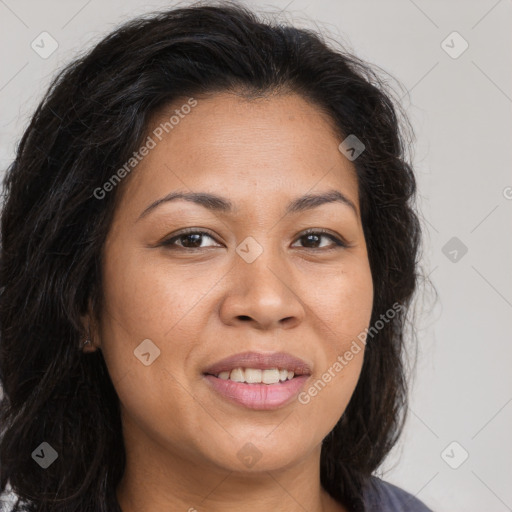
top-left (160, 227), bottom-right (349, 251)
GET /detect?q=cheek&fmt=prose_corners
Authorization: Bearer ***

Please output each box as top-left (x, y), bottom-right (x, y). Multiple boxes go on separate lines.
top-left (96, 242), bottom-right (215, 449)
top-left (296, 258), bottom-right (373, 428)
top-left (99, 229), bottom-right (216, 338)
top-left (96, 236), bottom-right (197, 386)
top-left (302, 254), bottom-right (374, 350)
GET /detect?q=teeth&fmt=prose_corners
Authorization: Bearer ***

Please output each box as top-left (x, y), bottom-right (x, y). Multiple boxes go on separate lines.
top-left (262, 368), bottom-right (280, 384)
top-left (230, 368), bottom-right (245, 382)
top-left (245, 368), bottom-right (262, 383)
top-left (215, 367), bottom-right (297, 384)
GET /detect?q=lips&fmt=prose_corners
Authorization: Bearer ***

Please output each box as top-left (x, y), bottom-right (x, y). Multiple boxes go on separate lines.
top-left (202, 351), bottom-right (312, 410)
top-left (203, 351), bottom-right (312, 377)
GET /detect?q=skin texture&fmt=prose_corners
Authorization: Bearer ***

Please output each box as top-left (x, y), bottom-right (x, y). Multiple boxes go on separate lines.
top-left (84, 92), bottom-right (374, 512)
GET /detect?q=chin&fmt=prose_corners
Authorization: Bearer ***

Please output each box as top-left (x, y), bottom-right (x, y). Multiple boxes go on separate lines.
top-left (196, 431), bottom-right (320, 474)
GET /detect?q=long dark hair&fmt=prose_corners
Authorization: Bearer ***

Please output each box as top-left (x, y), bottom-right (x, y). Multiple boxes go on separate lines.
top-left (0, 2), bottom-right (422, 510)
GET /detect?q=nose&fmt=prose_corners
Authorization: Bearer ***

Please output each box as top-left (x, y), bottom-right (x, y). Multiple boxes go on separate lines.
top-left (219, 245), bottom-right (306, 331)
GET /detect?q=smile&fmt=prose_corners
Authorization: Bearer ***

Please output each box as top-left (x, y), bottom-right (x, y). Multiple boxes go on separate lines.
top-left (203, 351), bottom-right (312, 410)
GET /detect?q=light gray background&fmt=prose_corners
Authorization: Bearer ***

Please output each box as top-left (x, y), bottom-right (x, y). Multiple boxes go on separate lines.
top-left (1, 1), bottom-right (511, 511)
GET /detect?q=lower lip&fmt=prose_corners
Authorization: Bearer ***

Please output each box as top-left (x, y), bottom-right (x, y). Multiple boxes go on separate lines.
top-left (203, 374), bottom-right (310, 410)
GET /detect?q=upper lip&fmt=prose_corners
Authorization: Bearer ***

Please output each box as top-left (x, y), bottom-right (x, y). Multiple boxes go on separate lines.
top-left (203, 351), bottom-right (312, 376)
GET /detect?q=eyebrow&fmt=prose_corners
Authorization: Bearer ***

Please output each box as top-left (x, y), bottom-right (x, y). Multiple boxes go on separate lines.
top-left (136, 188), bottom-right (357, 221)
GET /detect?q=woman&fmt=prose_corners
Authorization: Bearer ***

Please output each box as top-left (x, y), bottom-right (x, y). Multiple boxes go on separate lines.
top-left (0, 2), bottom-right (431, 511)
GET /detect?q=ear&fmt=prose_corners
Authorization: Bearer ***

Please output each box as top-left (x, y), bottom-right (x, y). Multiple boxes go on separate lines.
top-left (79, 299), bottom-right (101, 353)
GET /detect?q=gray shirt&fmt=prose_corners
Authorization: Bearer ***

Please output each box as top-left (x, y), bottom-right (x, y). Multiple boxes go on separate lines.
top-left (363, 476), bottom-right (433, 511)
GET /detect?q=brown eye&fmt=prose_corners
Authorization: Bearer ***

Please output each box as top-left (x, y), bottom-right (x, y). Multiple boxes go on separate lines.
top-left (161, 230), bottom-right (221, 250)
top-left (292, 229), bottom-right (347, 250)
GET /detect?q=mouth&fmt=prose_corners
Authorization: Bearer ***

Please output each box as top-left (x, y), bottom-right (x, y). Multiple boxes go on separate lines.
top-left (202, 351), bottom-right (312, 410)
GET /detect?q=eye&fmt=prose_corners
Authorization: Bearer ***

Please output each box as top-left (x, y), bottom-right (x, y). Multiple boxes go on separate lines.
top-left (160, 229), bottom-right (222, 250)
top-left (291, 229), bottom-right (348, 250)
top-left (159, 228), bottom-right (348, 251)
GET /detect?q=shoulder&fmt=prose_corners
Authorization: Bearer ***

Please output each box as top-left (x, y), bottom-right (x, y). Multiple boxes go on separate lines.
top-left (362, 476), bottom-right (433, 512)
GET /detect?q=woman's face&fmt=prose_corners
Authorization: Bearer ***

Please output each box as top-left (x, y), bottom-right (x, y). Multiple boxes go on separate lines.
top-left (93, 91), bottom-right (373, 473)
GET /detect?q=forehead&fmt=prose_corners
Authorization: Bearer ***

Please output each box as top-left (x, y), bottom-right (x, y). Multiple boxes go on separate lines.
top-left (116, 91), bottom-right (360, 219)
